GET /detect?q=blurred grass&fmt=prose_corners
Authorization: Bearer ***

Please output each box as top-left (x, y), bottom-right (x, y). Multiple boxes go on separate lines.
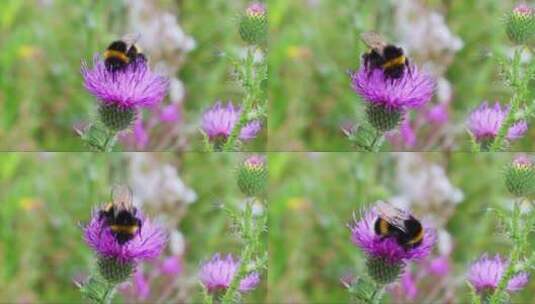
top-left (268, 0), bottom-right (535, 151)
top-left (268, 152), bottom-right (535, 303)
top-left (0, 0), bottom-right (265, 151)
top-left (0, 152), bottom-right (266, 303)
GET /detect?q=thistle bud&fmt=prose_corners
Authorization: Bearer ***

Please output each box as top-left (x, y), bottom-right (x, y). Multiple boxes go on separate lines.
top-left (98, 104), bottom-right (137, 132)
top-left (97, 256), bottom-right (135, 284)
top-left (366, 104), bottom-right (403, 132)
top-left (505, 4), bottom-right (535, 45)
top-left (504, 155), bottom-right (535, 197)
top-left (239, 2), bottom-right (267, 45)
top-left (237, 155), bottom-right (267, 197)
top-left (366, 256), bottom-right (404, 285)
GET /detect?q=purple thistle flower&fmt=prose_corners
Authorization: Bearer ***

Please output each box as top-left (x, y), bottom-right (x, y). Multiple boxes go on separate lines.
top-left (84, 211), bottom-right (167, 263)
top-left (467, 254), bottom-right (529, 294)
top-left (246, 2), bottom-right (266, 17)
top-left (351, 65), bottom-right (435, 111)
top-left (467, 102), bottom-right (528, 142)
top-left (244, 154), bottom-right (266, 169)
top-left (201, 102), bottom-right (262, 142)
top-left (513, 4), bottom-right (534, 16)
top-left (199, 253), bottom-right (260, 294)
top-left (349, 207), bottom-right (436, 264)
top-left (81, 55), bottom-right (169, 109)
top-left (160, 255), bottom-right (183, 276)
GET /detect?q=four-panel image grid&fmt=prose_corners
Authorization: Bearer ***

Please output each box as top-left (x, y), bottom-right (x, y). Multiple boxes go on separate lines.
top-left (2, 0), bottom-right (535, 303)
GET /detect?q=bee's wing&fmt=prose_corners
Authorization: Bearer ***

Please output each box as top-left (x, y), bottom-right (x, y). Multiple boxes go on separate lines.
top-left (360, 31), bottom-right (387, 52)
top-left (111, 184), bottom-right (134, 210)
top-left (121, 32), bottom-right (141, 47)
top-left (375, 201), bottom-right (409, 233)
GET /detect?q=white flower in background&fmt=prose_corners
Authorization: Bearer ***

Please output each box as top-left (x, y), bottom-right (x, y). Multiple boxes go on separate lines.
top-left (169, 230), bottom-right (186, 256)
top-left (127, 0), bottom-right (195, 61)
top-left (394, 0), bottom-right (463, 76)
top-left (391, 153), bottom-right (464, 226)
top-left (394, 0), bottom-right (463, 105)
top-left (127, 0), bottom-right (195, 104)
top-left (128, 153), bottom-right (197, 209)
top-left (168, 77), bottom-right (186, 103)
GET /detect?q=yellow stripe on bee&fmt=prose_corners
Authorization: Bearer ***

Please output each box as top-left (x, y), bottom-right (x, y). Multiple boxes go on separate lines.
top-left (379, 218), bottom-right (389, 234)
top-left (110, 225), bottom-right (139, 234)
top-left (103, 50), bottom-right (129, 63)
top-left (407, 228), bottom-right (424, 245)
top-left (382, 55), bottom-right (405, 69)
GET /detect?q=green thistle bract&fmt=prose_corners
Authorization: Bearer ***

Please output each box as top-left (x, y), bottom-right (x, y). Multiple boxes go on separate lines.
top-left (237, 155), bottom-right (267, 197)
top-left (98, 104), bottom-right (137, 132)
top-left (366, 256), bottom-right (404, 285)
top-left (97, 256), bottom-right (135, 284)
top-left (239, 3), bottom-right (267, 45)
top-left (504, 157), bottom-right (535, 197)
top-left (505, 5), bottom-right (535, 45)
top-left (366, 104), bottom-right (403, 132)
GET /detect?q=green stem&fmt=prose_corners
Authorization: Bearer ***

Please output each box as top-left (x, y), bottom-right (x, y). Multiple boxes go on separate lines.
top-left (100, 283), bottom-right (116, 304)
top-left (102, 129), bottom-right (117, 152)
top-left (221, 203), bottom-right (254, 304)
top-left (222, 47), bottom-right (256, 152)
top-left (80, 275), bottom-right (117, 304)
top-left (489, 202), bottom-right (521, 304)
top-left (370, 285), bottom-right (385, 304)
top-left (368, 130), bottom-right (383, 152)
top-left (202, 288), bottom-right (214, 304)
top-left (490, 48), bottom-right (522, 151)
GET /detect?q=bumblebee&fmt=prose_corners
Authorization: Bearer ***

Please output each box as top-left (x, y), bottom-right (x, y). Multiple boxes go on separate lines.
top-left (103, 33), bottom-right (146, 72)
top-left (98, 185), bottom-right (142, 245)
top-left (360, 31), bottom-right (410, 79)
top-left (373, 201), bottom-right (424, 250)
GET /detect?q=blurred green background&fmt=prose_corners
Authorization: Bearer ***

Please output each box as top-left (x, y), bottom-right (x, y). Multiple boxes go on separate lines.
top-left (268, 152), bottom-right (535, 303)
top-left (0, 152), bottom-right (266, 303)
top-left (0, 0), bottom-right (266, 151)
top-left (269, 0), bottom-right (535, 151)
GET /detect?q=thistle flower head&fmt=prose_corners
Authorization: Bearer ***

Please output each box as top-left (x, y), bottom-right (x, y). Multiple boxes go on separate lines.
top-left (467, 102), bottom-right (527, 144)
top-left (506, 4), bottom-right (535, 45)
top-left (505, 154), bottom-right (535, 197)
top-left (201, 102), bottom-right (262, 142)
top-left (239, 2), bottom-right (267, 44)
top-left (199, 253), bottom-right (260, 294)
top-left (350, 208), bottom-right (436, 264)
top-left (467, 254), bottom-right (529, 294)
top-left (349, 206), bottom-right (436, 284)
top-left (238, 155), bottom-right (267, 197)
top-left (81, 55), bottom-right (169, 109)
top-left (351, 65), bottom-right (435, 111)
top-left (84, 210), bottom-right (167, 264)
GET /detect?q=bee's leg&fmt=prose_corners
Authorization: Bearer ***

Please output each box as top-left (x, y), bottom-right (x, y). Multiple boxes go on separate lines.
top-left (137, 218), bottom-right (143, 240)
top-left (405, 58), bottom-right (412, 77)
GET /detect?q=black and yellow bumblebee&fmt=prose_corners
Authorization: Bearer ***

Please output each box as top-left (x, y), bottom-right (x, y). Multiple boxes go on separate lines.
top-left (103, 34), bottom-right (146, 72)
top-left (98, 185), bottom-right (142, 245)
top-left (360, 31), bottom-right (410, 80)
top-left (374, 201), bottom-right (424, 250)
